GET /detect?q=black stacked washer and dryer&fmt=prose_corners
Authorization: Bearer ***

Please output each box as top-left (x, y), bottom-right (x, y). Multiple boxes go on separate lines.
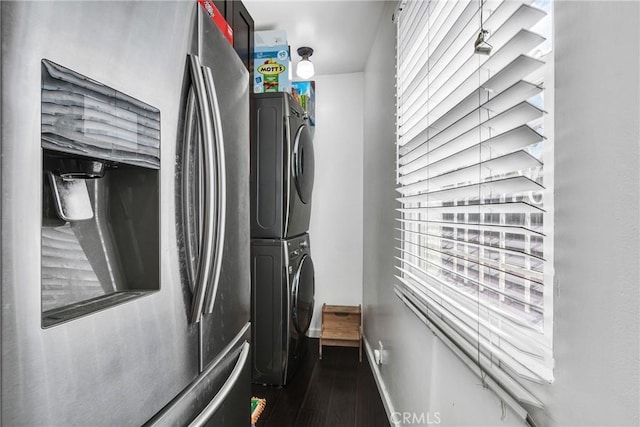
top-left (250, 92), bottom-right (315, 386)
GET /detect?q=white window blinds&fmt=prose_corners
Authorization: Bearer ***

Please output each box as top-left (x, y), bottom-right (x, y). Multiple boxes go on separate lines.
top-left (394, 0), bottom-right (553, 406)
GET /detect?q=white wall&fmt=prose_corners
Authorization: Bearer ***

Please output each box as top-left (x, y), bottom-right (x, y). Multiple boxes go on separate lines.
top-left (526, 2), bottom-right (640, 425)
top-left (363, 1), bottom-right (640, 426)
top-left (308, 72), bottom-right (364, 336)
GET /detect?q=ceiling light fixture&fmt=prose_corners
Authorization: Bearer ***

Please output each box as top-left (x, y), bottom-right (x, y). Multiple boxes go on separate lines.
top-left (296, 47), bottom-right (315, 79)
top-left (474, 0), bottom-right (492, 55)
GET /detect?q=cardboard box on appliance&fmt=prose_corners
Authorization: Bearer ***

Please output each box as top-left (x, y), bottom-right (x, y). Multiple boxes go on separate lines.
top-left (197, 0), bottom-right (233, 45)
top-left (254, 30), bottom-right (291, 94)
top-left (291, 81), bottom-right (315, 126)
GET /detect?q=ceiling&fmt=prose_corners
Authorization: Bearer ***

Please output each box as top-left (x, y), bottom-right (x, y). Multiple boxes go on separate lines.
top-left (244, 0), bottom-right (389, 77)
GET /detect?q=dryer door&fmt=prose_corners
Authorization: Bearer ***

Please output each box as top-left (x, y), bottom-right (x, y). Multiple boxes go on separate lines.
top-left (291, 254), bottom-right (315, 335)
top-left (292, 124), bottom-right (314, 204)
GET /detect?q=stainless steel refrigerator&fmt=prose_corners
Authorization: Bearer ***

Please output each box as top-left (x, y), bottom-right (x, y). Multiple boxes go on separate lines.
top-left (1, 1), bottom-right (251, 425)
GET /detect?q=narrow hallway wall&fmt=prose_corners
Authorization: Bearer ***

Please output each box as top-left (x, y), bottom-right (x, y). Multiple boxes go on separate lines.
top-left (308, 72), bottom-right (364, 336)
top-left (526, 1), bottom-right (640, 425)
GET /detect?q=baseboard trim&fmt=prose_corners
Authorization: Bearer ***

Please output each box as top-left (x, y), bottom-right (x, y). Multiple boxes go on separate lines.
top-left (363, 335), bottom-right (399, 427)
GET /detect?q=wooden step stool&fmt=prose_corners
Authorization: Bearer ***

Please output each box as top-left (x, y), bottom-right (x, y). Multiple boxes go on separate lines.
top-left (319, 304), bottom-right (362, 362)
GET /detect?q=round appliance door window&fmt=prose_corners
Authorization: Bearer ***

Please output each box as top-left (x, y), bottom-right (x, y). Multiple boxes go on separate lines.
top-left (292, 124), bottom-right (314, 204)
top-left (292, 254), bottom-right (315, 335)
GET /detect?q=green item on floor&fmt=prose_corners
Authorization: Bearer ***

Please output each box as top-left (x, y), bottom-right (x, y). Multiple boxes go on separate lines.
top-left (251, 397), bottom-right (266, 425)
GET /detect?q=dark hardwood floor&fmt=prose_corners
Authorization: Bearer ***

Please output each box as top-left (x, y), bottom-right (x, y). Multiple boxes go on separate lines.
top-left (252, 338), bottom-right (390, 427)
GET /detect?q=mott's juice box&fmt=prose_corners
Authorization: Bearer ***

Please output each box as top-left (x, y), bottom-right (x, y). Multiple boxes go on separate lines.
top-left (254, 30), bottom-right (291, 94)
top-left (256, 57), bottom-right (287, 92)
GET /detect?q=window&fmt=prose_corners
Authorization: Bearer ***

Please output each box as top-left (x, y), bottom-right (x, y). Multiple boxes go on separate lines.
top-left (394, 0), bottom-right (553, 409)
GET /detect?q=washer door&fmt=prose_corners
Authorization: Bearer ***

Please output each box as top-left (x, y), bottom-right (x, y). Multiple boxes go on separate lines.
top-left (291, 254), bottom-right (315, 335)
top-left (292, 124), bottom-right (314, 204)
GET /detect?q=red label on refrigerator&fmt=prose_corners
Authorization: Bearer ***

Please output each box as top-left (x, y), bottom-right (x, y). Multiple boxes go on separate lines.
top-left (197, 0), bottom-right (233, 45)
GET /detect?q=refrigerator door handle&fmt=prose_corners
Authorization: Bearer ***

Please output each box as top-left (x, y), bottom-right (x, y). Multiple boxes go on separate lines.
top-left (201, 65), bottom-right (226, 315)
top-left (183, 88), bottom-right (199, 296)
top-left (188, 341), bottom-right (250, 427)
top-left (188, 54), bottom-right (217, 324)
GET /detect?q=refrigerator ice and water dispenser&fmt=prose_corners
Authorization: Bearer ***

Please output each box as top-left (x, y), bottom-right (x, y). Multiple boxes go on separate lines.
top-left (40, 59), bottom-right (161, 327)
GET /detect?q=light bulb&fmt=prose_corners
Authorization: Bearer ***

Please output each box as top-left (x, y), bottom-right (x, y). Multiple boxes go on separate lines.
top-left (296, 59), bottom-right (314, 79)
